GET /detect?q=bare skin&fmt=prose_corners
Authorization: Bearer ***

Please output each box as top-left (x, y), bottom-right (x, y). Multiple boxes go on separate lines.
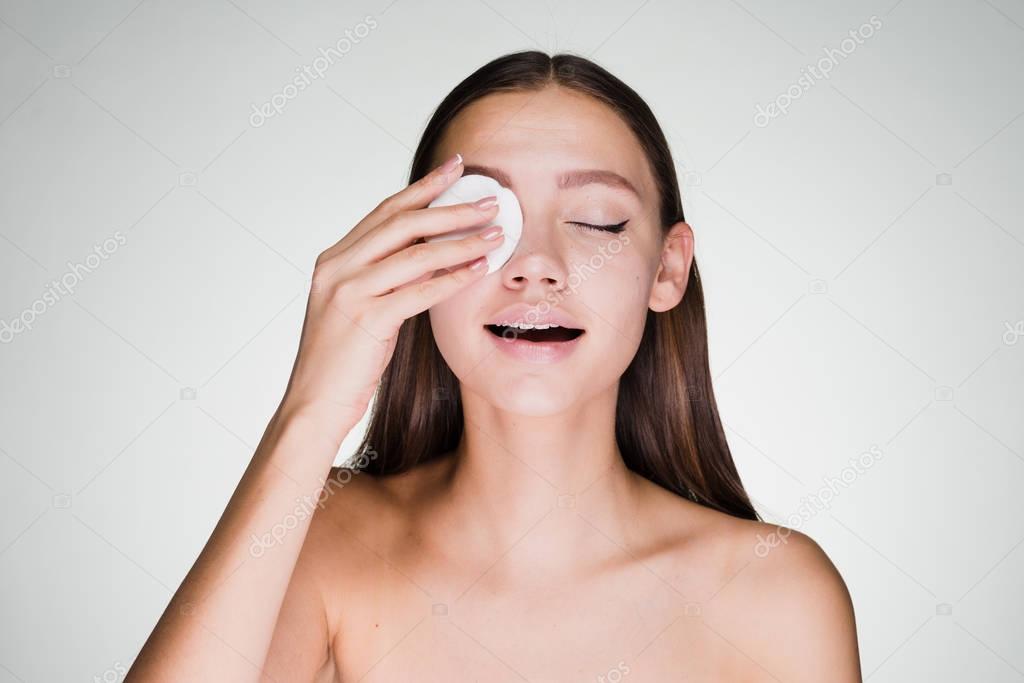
top-left (128, 83), bottom-right (860, 682)
top-left (266, 455), bottom-right (860, 682)
top-left (264, 86), bottom-right (862, 681)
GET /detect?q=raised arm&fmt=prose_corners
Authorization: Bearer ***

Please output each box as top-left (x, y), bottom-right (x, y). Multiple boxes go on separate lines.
top-left (125, 152), bottom-right (506, 681)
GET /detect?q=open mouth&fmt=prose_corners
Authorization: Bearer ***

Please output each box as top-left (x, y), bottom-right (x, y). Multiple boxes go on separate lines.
top-left (484, 324), bottom-right (585, 343)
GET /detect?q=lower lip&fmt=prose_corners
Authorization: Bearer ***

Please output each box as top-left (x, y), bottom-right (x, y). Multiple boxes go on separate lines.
top-left (485, 327), bottom-right (585, 363)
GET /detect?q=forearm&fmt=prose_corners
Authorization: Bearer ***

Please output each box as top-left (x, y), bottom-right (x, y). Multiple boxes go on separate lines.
top-left (126, 403), bottom-right (349, 682)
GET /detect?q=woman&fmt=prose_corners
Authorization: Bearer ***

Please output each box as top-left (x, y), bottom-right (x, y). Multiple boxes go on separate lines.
top-left (128, 51), bottom-right (861, 682)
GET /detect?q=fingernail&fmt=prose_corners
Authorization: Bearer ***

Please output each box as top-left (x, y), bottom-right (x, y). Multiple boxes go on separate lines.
top-left (438, 152), bottom-right (463, 175)
top-left (480, 225), bottom-right (503, 240)
top-left (473, 195), bottom-right (498, 211)
top-left (469, 256), bottom-right (487, 271)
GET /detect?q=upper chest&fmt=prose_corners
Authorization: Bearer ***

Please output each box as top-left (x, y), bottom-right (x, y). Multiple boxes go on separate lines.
top-left (322, 540), bottom-right (767, 682)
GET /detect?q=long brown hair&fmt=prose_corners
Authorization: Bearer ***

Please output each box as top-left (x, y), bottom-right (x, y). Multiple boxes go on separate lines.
top-left (355, 50), bottom-right (760, 521)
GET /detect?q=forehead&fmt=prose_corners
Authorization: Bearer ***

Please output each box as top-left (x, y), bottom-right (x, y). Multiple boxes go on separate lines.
top-left (434, 86), bottom-right (656, 203)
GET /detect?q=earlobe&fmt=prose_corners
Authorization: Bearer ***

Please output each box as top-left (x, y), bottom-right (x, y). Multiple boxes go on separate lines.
top-left (648, 221), bottom-right (694, 313)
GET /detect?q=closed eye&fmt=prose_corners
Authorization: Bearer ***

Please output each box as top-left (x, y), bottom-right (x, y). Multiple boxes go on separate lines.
top-left (567, 220), bottom-right (628, 234)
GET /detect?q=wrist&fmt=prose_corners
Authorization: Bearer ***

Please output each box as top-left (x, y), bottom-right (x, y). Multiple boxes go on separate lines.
top-left (275, 394), bottom-right (359, 444)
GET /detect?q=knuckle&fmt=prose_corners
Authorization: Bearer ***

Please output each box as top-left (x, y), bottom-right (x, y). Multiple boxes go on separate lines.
top-left (354, 306), bottom-right (394, 339)
top-left (451, 264), bottom-right (473, 285)
top-left (330, 278), bottom-right (356, 303)
top-left (310, 276), bottom-right (329, 296)
top-left (376, 211), bottom-right (402, 233)
top-left (455, 203), bottom-right (478, 221)
top-left (311, 264), bottom-right (333, 294)
top-left (347, 303), bottom-right (372, 328)
top-left (371, 195), bottom-right (396, 218)
top-left (334, 291), bottom-right (368, 326)
top-left (378, 191), bottom-right (408, 215)
top-left (452, 238), bottom-right (480, 261)
top-left (406, 242), bottom-right (432, 262)
top-left (416, 278), bottom-right (438, 298)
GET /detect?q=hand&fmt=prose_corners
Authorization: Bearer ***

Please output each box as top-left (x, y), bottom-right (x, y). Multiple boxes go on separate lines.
top-left (278, 154), bottom-right (504, 441)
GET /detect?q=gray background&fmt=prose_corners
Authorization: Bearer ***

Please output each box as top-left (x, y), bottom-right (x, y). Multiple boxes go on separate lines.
top-left (1, 0), bottom-right (1023, 680)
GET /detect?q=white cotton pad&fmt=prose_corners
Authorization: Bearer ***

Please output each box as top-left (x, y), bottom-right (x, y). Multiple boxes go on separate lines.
top-left (426, 174), bottom-right (522, 275)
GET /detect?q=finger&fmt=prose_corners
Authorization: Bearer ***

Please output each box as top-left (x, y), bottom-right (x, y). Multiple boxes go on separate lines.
top-left (371, 152), bottom-right (469, 221)
top-left (344, 197), bottom-right (499, 267)
top-left (355, 227), bottom-right (505, 297)
top-left (371, 252), bottom-right (491, 324)
top-left (321, 153), bottom-right (466, 262)
top-left (314, 197), bottom-right (498, 287)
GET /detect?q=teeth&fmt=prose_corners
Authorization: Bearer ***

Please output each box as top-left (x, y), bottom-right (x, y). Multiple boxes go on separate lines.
top-left (495, 321), bottom-right (561, 330)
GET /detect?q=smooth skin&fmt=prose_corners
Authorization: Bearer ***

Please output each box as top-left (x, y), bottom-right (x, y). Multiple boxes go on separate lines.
top-left (128, 84), bottom-right (861, 682)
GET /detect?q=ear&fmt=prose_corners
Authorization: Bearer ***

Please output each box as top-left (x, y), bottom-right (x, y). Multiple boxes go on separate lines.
top-left (648, 221), bottom-right (694, 313)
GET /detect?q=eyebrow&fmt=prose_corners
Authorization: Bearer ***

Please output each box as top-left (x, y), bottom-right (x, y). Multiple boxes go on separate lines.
top-left (462, 164), bottom-right (641, 200)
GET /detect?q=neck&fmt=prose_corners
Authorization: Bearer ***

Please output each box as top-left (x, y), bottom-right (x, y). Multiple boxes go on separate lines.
top-left (439, 381), bottom-right (643, 574)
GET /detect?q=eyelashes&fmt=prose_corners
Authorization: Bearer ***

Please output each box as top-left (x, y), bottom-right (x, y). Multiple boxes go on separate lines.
top-left (567, 220), bottom-right (629, 234)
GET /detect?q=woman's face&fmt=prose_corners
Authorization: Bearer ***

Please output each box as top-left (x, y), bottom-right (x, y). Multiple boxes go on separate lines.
top-left (428, 85), bottom-right (691, 416)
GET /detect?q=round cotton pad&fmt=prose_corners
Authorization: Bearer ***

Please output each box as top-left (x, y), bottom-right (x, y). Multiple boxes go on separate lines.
top-left (426, 174), bottom-right (522, 275)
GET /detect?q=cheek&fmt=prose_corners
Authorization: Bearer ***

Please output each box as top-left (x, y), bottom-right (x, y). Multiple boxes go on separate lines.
top-left (580, 245), bottom-right (652, 303)
top-left (575, 250), bottom-right (653, 347)
top-left (427, 296), bottom-right (464, 350)
top-left (427, 284), bottom-right (489, 371)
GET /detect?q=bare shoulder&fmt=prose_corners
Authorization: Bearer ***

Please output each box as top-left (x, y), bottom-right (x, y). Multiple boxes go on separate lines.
top-left (631, 482), bottom-right (861, 681)
top-left (301, 454), bottom-right (456, 577)
top-left (314, 453), bottom-right (455, 527)
top-left (261, 463), bottom-right (402, 682)
top-left (712, 515), bottom-right (862, 682)
top-left (304, 462), bottom-right (406, 551)
top-left (282, 464), bottom-right (388, 592)
top-left (300, 455), bottom-right (455, 645)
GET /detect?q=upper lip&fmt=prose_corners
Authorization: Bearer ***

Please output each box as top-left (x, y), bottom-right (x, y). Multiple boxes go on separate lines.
top-left (484, 303), bottom-right (585, 330)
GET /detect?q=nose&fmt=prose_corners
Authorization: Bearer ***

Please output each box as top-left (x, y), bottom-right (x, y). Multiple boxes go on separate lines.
top-left (499, 219), bottom-right (569, 293)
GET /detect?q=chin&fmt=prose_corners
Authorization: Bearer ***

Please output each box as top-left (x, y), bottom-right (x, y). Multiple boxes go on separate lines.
top-left (470, 379), bottom-right (579, 417)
